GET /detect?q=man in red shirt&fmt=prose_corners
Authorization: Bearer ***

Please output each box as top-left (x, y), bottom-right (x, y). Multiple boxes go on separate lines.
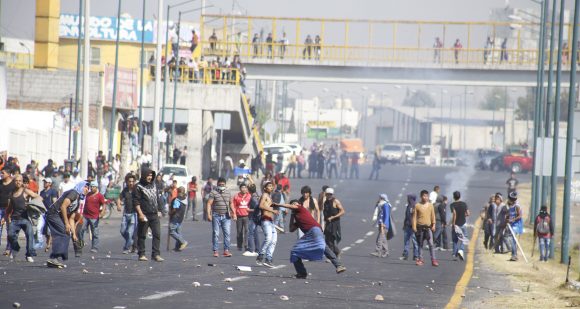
top-left (279, 199), bottom-right (346, 279)
top-left (79, 181), bottom-right (106, 255)
top-left (187, 176), bottom-right (198, 221)
top-left (232, 183), bottom-right (252, 253)
top-left (276, 171), bottom-right (290, 193)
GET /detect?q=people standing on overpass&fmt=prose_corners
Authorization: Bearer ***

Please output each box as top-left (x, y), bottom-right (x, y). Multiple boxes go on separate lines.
top-left (315, 35), bottom-right (322, 60)
top-left (450, 191), bottom-right (470, 261)
top-left (207, 177), bottom-right (236, 258)
top-left (483, 36), bottom-right (494, 64)
top-left (209, 30), bottom-right (218, 53)
top-left (284, 199), bottom-right (346, 279)
top-left (453, 39), bottom-right (463, 64)
top-left (400, 194), bottom-right (419, 261)
top-left (323, 187), bottom-right (345, 258)
top-left (279, 32), bottom-right (289, 59)
top-left (412, 190), bottom-right (439, 266)
top-left (500, 38), bottom-right (508, 63)
top-left (252, 33), bottom-right (260, 58)
top-left (303, 35), bottom-right (313, 59)
top-left (266, 33), bottom-right (274, 59)
top-left (433, 37), bottom-right (443, 63)
top-left (368, 152), bottom-right (381, 181)
top-left (506, 191), bottom-right (523, 262)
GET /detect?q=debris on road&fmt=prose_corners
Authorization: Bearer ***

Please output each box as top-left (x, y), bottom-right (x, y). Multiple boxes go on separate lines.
top-left (203, 284), bottom-right (212, 287)
top-left (236, 266), bottom-right (252, 272)
top-left (280, 295), bottom-right (289, 301)
top-left (208, 263), bottom-right (216, 267)
top-left (224, 278), bottom-right (232, 282)
top-left (82, 269), bottom-right (89, 274)
top-left (13, 302), bottom-right (21, 308)
top-left (192, 282), bottom-right (201, 287)
top-left (374, 295), bottom-right (384, 301)
top-left (226, 287), bottom-right (234, 291)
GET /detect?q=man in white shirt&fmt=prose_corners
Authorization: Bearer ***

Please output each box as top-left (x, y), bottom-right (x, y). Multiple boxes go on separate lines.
top-left (59, 173), bottom-right (76, 196)
top-left (429, 186), bottom-right (440, 204)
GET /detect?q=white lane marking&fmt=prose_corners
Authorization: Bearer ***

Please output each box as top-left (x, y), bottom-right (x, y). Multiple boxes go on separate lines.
top-left (140, 290), bottom-right (184, 300)
top-left (228, 276), bottom-right (249, 282)
top-left (342, 246), bottom-right (351, 251)
top-left (366, 231), bottom-right (375, 236)
top-left (355, 239), bottom-right (364, 244)
top-left (271, 264), bottom-right (287, 270)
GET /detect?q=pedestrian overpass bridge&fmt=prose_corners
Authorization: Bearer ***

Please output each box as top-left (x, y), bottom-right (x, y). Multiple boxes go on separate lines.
top-left (199, 14), bottom-right (576, 86)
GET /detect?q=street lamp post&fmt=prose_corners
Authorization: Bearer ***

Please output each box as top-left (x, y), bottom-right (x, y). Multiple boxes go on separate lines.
top-left (18, 42), bottom-right (31, 69)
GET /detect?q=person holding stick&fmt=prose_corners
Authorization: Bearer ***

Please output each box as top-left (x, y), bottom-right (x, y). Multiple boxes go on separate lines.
top-left (506, 191), bottom-right (523, 262)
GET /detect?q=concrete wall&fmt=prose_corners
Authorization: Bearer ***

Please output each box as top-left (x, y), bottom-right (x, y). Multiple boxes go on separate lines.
top-left (6, 67), bottom-right (101, 105)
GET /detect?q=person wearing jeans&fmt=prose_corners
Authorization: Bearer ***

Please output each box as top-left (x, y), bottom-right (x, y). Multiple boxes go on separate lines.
top-left (412, 190), bottom-right (439, 267)
top-left (401, 194), bottom-right (419, 260)
top-left (245, 185), bottom-right (261, 255)
top-left (506, 191), bottom-right (523, 262)
top-left (260, 220), bottom-right (278, 264)
top-left (80, 182), bottom-right (105, 254)
top-left (206, 178), bottom-right (236, 257)
top-left (117, 174), bottom-right (137, 254)
top-left (257, 181), bottom-right (278, 267)
top-left (232, 184), bottom-right (251, 252)
top-left (6, 174), bottom-right (39, 261)
top-left (169, 187), bottom-right (188, 251)
top-left (534, 205), bottom-right (554, 262)
top-left (450, 191), bottom-right (470, 261)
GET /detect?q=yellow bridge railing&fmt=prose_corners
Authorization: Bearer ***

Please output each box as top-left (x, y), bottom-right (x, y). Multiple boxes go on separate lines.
top-left (199, 14), bottom-right (573, 67)
top-left (1, 51), bottom-right (33, 69)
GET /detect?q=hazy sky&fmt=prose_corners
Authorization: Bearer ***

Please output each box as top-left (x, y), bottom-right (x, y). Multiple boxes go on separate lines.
top-left (0, 0), bottom-right (562, 104)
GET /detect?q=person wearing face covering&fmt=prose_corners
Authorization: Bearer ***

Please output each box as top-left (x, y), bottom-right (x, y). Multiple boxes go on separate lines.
top-left (533, 205), bottom-right (553, 262)
top-left (45, 180), bottom-right (89, 268)
top-left (206, 177), bottom-right (236, 257)
top-left (134, 169), bottom-right (164, 262)
top-left (400, 194), bottom-right (419, 261)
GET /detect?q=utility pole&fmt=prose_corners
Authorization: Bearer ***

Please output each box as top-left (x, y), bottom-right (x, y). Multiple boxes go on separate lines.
top-left (562, 0), bottom-right (580, 265)
top-left (549, 0), bottom-right (566, 260)
top-left (73, 0), bottom-right (84, 160)
top-left (108, 0), bottom-right (122, 162)
top-left (80, 0), bottom-right (90, 179)
top-left (171, 11), bottom-right (182, 152)
top-left (138, 0), bottom-right (146, 153)
top-left (152, 0), bottom-right (164, 170)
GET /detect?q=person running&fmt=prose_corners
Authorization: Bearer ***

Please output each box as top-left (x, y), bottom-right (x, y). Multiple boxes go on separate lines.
top-left (400, 194), bottom-right (419, 261)
top-left (281, 199), bottom-right (346, 279)
top-left (506, 191), bottom-right (523, 261)
top-left (6, 174), bottom-right (40, 262)
top-left (232, 183), bottom-right (251, 253)
top-left (207, 177), bottom-right (236, 257)
top-left (450, 191), bottom-right (470, 261)
top-left (533, 205), bottom-right (554, 262)
top-left (257, 181), bottom-right (278, 267)
top-left (169, 187), bottom-right (188, 251)
top-left (244, 183), bottom-right (261, 256)
top-left (323, 187), bottom-right (345, 258)
top-left (45, 181), bottom-right (89, 268)
top-left (371, 194), bottom-right (392, 258)
top-left (412, 190), bottom-right (439, 266)
top-left (134, 169), bottom-right (164, 262)
top-left (117, 173), bottom-right (137, 254)
top-left (78, 181), bottom-right (106, 255)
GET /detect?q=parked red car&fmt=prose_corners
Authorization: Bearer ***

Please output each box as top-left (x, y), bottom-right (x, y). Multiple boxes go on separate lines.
top-left (503, 150), bottom-right (533, 173)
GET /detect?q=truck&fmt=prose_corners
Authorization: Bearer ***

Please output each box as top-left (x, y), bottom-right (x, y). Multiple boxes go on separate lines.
top-left (502, 150), bottom-right (533, 173)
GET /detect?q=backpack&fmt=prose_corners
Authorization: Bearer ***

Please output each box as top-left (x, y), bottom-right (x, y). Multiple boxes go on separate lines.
top-left (250, 193), bottom-right (262, 226)
top-left (536, 216), bottom-right (550, 234)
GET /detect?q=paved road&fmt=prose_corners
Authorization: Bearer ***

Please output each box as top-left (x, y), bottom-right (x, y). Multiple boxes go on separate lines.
top-left (0, 165), bottom-right (511, 309)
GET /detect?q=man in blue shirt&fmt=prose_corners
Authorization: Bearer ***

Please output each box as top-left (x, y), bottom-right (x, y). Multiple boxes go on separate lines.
top-left (39, 178), bottom-right (58, 252)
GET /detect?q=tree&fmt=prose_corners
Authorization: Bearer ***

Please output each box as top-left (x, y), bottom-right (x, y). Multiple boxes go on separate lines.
top-left (480, 87), bottom-right (508, 110)
top-left (402, 89), bottom-right (436, 107)
top-left (515, 87), bottom-right (570, 121)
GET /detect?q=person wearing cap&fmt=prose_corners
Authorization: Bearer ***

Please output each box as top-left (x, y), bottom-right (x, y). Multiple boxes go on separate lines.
top-left (45, 181), bottom-right (89, 268)
top-left (323, 187), bottom-right (345, 257)
top-left (78, 181), bottom-right (106, 256)
top-left (40, 178), bottom-right (58, 252)
top-left (506, 191), bottom-right (523, 261)
top-left (371, 194), bottom-right (392, 258)
top-left (533, 205), bottom-right (554, 262)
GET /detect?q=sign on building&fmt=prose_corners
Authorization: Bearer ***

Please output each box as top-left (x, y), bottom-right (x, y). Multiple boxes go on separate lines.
top-left (307, 120), bottom-right (336, 128)
top-left (59, 14), bottom-right (155, 43)
top-left (104, 65), bottom-right (138, 110)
